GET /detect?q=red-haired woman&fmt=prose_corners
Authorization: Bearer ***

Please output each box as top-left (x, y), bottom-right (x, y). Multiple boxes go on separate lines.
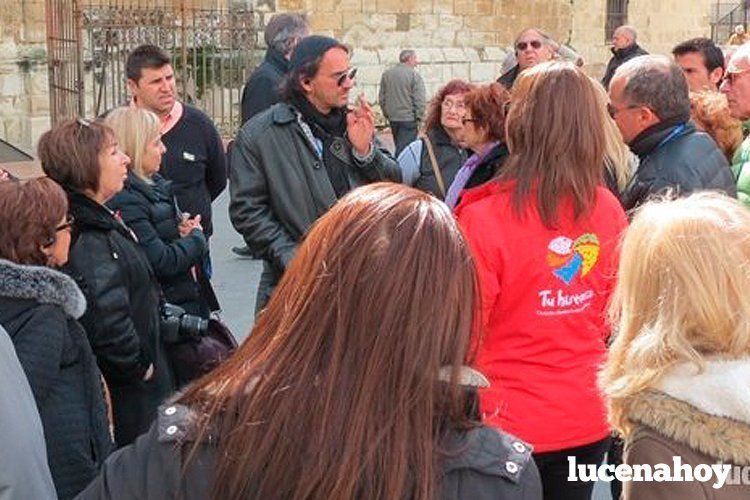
top-left (398, 79), bottom-right (474, 199)
top-left (79, 183), bottom-right (542, 500)
top-left (456, 62), bottom-right (629, 499)
top-left (0, 178), bottom-right (112, 499)
top-left (444, 83), bottom-right (511, 208)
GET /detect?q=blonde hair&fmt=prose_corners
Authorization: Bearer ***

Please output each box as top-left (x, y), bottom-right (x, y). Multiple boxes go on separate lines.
top-left (593, 80), bottom-right (632, 192)
top-left (690, 91), bottom-right (743, 162)
top-left (104, 107), bottom-right (161, 182)
top-left (601, 192), bottom-right (750, 436)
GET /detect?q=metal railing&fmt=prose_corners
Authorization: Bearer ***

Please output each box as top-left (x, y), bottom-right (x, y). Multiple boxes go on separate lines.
top-left (711, 1), bottom-right (748, 44)
top-left (46, 0), bottom-right (262, 137)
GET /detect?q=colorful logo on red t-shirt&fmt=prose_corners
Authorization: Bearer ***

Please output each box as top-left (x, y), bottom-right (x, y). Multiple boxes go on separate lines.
top-left (546, 234), bottom-right (600, 285)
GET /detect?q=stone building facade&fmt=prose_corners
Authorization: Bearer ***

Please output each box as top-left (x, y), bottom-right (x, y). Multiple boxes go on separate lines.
top-left (2, 0), bottom-right (719, 152)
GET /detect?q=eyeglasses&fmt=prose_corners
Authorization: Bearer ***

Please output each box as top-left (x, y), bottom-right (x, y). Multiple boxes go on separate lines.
top-left (335, 68), bottom-right (357, 87)
top-left (516, 40), bottom-right (543, 51)
top-left (607, 102), bottom-right (641, 119)
top-left (721, 70), bottom-right (750, 87)
top-left (442, 99), bottom-right (466, 111)
top-left (56, 215), bottom-right (75, 233)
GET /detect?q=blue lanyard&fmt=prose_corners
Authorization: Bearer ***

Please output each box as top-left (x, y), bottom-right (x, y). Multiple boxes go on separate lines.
top-left (656, 123), bottom-right (687, 150)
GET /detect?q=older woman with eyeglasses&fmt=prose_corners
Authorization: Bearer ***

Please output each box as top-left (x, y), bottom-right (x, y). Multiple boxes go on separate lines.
top-left (444, 83), bottom-right (511, 209)
top-left (38, 119), bottom-right (174, 449)
top-left (0, 177), bottom-right (113, 499)
top-left (398, 80), bottom-right (474, 200)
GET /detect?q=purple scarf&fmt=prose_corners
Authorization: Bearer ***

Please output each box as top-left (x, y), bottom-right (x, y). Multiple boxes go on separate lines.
top-left (445, 141), bottom-right (500, 209)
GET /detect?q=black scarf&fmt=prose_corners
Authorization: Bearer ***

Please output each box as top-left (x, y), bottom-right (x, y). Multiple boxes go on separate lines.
top-left (628, 116), bottom-right (687, 159)
top-left (290, 93), bottom-right (351, 198)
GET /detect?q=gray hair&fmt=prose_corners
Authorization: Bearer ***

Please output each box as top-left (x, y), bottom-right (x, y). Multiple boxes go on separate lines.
top-left (514, 28), bottom-right (556, 48)
top-left (615, 25), bottom-right (637, 41)
top-left (265, 13), bottom-right (309, 56)
top-left (613, 54), bottom-right (691, 122)
top-left (399, 50), bottom-right (416, 63)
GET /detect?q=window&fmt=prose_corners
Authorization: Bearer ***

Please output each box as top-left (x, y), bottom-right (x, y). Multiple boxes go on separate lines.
top-left (606, 0), bottom-right (629, 42)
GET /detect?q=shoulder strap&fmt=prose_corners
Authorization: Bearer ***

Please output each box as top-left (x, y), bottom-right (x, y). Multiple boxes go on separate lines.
top-left (420, 133), bottom-right (445, 196)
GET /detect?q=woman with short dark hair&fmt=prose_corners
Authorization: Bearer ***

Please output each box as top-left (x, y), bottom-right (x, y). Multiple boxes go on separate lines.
top-left (456, 62), bottom-right (629, 500)
top-left (444, 83), bottom-right (511, 208)
top-left (79, 183), bottom-right (542, 500)
top-left (0, 177), bottom-right (112, 499)
top-left (38, 118), bottom-right (174, 447)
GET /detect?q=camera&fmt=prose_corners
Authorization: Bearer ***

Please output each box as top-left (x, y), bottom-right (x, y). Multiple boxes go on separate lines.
top-left (160, 302), bottom-right (209, 344)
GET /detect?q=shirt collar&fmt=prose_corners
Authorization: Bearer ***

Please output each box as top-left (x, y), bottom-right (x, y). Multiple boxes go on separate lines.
top-left (129, 98), bottom-right (183, 134)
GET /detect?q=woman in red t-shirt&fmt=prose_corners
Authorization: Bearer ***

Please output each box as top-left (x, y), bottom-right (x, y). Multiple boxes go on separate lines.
top-left (456, 61), bottom-right (628, 500)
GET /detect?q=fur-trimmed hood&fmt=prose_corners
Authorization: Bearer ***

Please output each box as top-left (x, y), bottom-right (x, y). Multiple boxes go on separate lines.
top-left (0, 258), bottom-right (86, 318)
top-left (626, 358), bottom-right (750, 465)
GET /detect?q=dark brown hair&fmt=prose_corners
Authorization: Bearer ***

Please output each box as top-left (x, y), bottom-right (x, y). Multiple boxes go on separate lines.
top-left (502, 61), bottom-right (605, 227)
top-left (422, 79), bottom-right (475, 133)
top-left (126, 44), bottom-right (171, 82)
top-left (464, 82), bottom-right (510, 142)
top-left (179, 183), bottom-right (479, 500)
top-left (37, 118), bottom-right (114, 193)
top-left (0, 177), bottom-right (68, 265)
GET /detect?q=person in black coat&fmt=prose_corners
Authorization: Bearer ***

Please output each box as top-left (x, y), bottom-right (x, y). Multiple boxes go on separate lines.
top-left (38, 119), bottom-right (174, 448)
top-left (105, 107), bottom-right (209, 317)
top-left (0, 178), bottom-right (112, 499)
top-left (240, 13), bottom-right (309, 124)
top-left (79, 183), bottom-right (541, 500)
top-left (608, 54), bottom-right (735, 211)
top-left (233, 13), bottom-right (310, 258)
top-left (601, 25), bottom-right (648, 90)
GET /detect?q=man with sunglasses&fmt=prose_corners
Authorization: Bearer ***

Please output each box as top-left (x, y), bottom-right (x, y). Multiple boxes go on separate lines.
top-left (378, 50), bottom-right (426, 156)
top-left (609, 55), bottom-right (734, 211)
top-left (498, 28), bottom-right (581, 90)
top-left (229, 35), bottom-right (401, 312)
top-left (721, 43), bottom-right (750, 208)
top-left (602, 26), bottom-right (648, 90)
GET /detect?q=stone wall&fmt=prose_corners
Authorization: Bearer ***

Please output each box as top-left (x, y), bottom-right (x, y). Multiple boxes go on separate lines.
top-left (2, 0), bottom-right (722, 151)
top-left (1, 0), bottom-right (49, 155)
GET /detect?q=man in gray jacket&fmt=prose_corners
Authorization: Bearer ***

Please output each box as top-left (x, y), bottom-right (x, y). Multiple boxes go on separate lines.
top-left (229, 36), bottom-right (401, 312)
top-left (379, 50), bottom-right (426, 156)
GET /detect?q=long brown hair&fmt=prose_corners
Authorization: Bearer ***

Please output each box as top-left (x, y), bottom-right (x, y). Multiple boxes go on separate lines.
top-left (179, 183), bottom-right (479, 500)
top-left (503, 61), bottom-right (605, 227)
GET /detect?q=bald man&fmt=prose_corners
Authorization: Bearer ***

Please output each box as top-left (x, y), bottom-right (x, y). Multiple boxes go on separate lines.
top-left (602, 25), bottom-right (648, 89)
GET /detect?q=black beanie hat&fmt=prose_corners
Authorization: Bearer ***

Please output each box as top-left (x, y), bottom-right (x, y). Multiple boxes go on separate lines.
top-left (290, 35), bottom-right (342, 71)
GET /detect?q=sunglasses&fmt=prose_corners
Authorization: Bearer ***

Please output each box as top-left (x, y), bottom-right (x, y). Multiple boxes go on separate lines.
top-left (335, 68), bottom-right (357, 87)
top-left (516, 40), bottom-right (543, 51)
top-left (56, 214), bottom-right (75, 233)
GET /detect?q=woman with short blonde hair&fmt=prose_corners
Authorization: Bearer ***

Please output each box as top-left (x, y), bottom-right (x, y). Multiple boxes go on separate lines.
top-left (105, 107), bottom-right (161, 182)
top-left (105, 107), bottom-right (210, 385)
top-left (601, 192), bottom-right (750, 499)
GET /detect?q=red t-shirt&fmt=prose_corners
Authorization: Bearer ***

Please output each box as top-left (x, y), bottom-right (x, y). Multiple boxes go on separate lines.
top-left (455, 181), bottom-right (628, 453)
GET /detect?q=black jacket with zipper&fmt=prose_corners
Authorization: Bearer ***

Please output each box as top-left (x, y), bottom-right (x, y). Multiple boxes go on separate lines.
top-left (65, 189), bottom-right (173, 447)
top-left (108, 172), bottom-right (208, 316)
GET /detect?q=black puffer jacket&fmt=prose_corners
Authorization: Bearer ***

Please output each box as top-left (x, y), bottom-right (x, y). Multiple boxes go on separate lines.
top-left (108, 172), bottom-right (208, 316)
top-left (622, 121), bottom-right (737, 211)
top-left (78, 403), bottom-right (542, 500)
top-left (0, 259), bottom-right (113, 499)
top-left (65, 190), bottom-right (174, 447)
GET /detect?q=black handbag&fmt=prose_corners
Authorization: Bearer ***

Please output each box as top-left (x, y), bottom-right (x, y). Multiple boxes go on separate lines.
top-left (165, 265), bottom-right (238, 386)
